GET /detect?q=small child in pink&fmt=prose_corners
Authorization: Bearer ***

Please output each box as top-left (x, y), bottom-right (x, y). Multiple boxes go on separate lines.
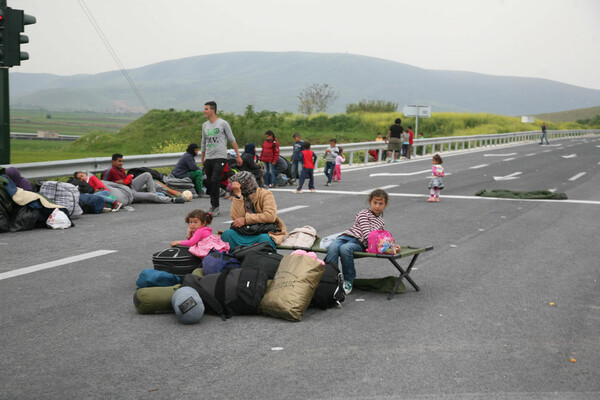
top-left (170, 209), bottom-right (214, 247)
top-left (332, 148), bottom-right (345, 182)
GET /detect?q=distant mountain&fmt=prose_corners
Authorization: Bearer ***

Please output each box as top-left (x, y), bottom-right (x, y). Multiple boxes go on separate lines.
top-left (534, 105), bottom-right (600, 123)
top-left (9, 51), bottom-right (600, 115)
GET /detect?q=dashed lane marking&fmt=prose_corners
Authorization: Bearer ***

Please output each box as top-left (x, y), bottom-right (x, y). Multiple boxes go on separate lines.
top-left (484, 153), bottom-right (517, 157)
top-left (469, 164), bottom-right (489, 169)
top-left (370, 170), bottom-right (431, 177)
top-left (502, 158), bottom-right (515, 161)
top-left (562, 154), bottom-right (577, 158)
top-left (525, 153), bottom-right (536, 156)
top-left (493, 172), bottom-right (522, 181)
top-left (0, 250), bottom-right (118, 281)
top-left (568, 172), bottom-right (586, 181)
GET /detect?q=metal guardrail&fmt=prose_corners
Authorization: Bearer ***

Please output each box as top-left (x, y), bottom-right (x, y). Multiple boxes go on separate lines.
top-left (4, 129), bottom-right (599, 179)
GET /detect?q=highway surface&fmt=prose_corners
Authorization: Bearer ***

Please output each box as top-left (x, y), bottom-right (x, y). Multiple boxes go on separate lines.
top-left (1, 136), bottom-right (599, 399)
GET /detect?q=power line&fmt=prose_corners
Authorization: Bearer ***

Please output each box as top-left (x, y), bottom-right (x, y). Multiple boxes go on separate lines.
top-left (77, 0), bottom-right (149, 112)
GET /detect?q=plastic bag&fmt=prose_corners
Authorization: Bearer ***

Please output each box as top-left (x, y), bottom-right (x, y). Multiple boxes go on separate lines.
top-left (46, 208), bottom-right (72, 229)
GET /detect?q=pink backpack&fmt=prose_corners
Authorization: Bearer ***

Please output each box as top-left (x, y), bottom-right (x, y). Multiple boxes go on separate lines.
top-left (189, 234), bottom-right (230, 258)
top-left (366, 230), bottom-right (396, 255)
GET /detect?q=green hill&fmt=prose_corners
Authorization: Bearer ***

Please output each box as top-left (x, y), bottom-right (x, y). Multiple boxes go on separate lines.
top-left (534, 105), bottom-right (600, 123)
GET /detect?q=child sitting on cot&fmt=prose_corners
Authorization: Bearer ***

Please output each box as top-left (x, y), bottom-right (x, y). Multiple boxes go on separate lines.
top-left (324, 189), bottom-right (401, 294)
top-left (170, 209), bottom-right (214, 247)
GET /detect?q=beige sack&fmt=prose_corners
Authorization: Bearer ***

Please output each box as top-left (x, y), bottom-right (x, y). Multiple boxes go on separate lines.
top-left (280, 225), bottom-right (318, 249)
top-left (259, 254), bottom-right (324, 321)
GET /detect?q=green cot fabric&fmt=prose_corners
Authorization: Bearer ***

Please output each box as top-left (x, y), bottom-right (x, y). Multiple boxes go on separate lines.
top-left (353, 276), bottom-right (406, 294)
top-left (475, 189), bottom-right (568, 200)
top-left (189, 170), bottom-right (204, 193)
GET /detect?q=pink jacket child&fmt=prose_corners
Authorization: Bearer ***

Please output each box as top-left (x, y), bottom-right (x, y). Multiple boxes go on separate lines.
top-left (170, 210), bottom-right (230, 257)
top-left (332, 151), bottom-right (345, 181)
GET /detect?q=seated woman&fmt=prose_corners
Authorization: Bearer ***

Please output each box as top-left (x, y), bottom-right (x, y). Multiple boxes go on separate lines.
top-left (240, 143), bottom-right (264, 187)
top-left (170, 143), bottom-right (207, 197)
top-left (221, 171), bottom-right (287, 249)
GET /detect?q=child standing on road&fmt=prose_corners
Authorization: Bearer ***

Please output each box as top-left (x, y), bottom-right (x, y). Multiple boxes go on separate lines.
top-left (290, 132), bottom-right (304, 184)
top-left (332, 148), bottom-right (345, 181)
top-left (427, 154), bottom-right (445, 202)
top-left (170, 209), bottom-right (214, 247)
top-left (259, 130), bottom-right (280, 188)
top-left (325, 189), bottom-right (401, 294)
top-left (293, 141), bottom-right (317, 194)
top-left (324, 138), bottom-right (339, 186)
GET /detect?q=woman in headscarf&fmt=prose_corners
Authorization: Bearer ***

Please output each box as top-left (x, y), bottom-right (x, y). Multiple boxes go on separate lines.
top-left (170, 143), bottom-right (204, 196)
top-left (220, 171), bottom-right (287, 249)
top-left (240, 143), bottom-right (264, 187)
top-left (6, 167), bottom-right (33, 191)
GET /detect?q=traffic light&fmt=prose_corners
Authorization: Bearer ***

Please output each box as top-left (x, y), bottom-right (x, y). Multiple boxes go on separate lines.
top-left (0, 4), bottom-right (36, 67)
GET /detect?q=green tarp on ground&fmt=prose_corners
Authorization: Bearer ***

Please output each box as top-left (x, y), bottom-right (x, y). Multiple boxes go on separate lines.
top-left (475, 189), bottom-right (568, 200)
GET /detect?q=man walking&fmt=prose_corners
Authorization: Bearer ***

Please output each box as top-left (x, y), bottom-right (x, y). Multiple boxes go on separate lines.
top-left (386, 118), bottom-right (403, 162)
top-left (540, 122), bottom-right (549, 145)
top-left (201, 101), bottom-right (242, 216)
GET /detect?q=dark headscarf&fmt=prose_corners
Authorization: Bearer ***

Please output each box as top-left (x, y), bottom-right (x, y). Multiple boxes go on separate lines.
top-left (186, 143), bottom-right (199, 156)
top-left (6, 167), bottom-right (33, 191)
top-left (244, 143), bottom-right (256, 156)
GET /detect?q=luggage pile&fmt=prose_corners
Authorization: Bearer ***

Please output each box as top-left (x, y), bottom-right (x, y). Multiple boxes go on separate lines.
top-left (133, 242), bottom-right (345, 324)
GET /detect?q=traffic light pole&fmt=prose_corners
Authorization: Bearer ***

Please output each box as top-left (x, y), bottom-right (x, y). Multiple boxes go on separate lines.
top-left (0, 67), bottom-right (9, 164)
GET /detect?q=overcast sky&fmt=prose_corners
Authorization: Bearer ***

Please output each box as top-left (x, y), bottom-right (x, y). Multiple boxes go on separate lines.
top-left (13, 0), bottom-right (600, 90)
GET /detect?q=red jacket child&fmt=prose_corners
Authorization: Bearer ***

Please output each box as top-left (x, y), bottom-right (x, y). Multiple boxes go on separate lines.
top-left (259, 137), bottom-right (280, 164)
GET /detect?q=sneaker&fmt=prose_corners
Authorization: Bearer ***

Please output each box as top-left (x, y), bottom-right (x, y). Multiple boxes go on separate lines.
top-left (111, 201), bottom-right (122, 212)
top-left (387, 159), bottom-right (392, 163)
top-left (293, 189), bottom-right (303, 194)
top-left (172, 197), bottom-right (185, 204)
top-left (198, 192), bottom-right (210, 198)
top-left (209, 206), bottom-right (220, 217)
top-left (102, 207), bottom-right (112, 213)
top-left (310, 189), bottom-right (316, 193)
top-left (325, 182), bottom-right (331, 187)
top-left (343, 280), bottom-right (353, 294)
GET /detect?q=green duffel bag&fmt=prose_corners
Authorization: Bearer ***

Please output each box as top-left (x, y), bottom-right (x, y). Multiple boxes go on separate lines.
top-left (133, 284), bottom-right (182, 314)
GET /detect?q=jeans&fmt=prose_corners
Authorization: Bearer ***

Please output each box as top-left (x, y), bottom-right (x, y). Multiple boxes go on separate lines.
top-left (297, 168), bottom-right (314, 190)
top-left (264, 162), bottom-right (275, 186)
top-left (291, 160), bottom-right (303, 180)
top-left (540, 132), bottom-right (549, 144)
top-left (324, 161), bottom-right (335, 184)
top-left (203, 158), bottom-right (226, 208)
top-left (324, 235), bottom-right (363, 282)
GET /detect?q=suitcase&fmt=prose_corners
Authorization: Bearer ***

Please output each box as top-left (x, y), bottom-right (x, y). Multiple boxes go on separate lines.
top-left (152, 245), bottom-right (202, 276)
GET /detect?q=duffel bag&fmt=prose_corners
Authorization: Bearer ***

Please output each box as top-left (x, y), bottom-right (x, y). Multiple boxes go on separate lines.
top-left (202, 249), bottom-right (240, 275)
top-left (136, 268), bottom-right (181, 288)
top-left (241, 250), bottom-right (283, 280)
top-left (152, 245), bottom-right (202, 276)
top-left (39, 181), bottom-right (83, 218)
top-left (230, 241), bottom-right (277, 263)
top-left (182, 267), bottom-right (268, 319)
top-left (133, 284), bottom-right (182, 314)
top-left (310, 261), bottom-right (345, 309)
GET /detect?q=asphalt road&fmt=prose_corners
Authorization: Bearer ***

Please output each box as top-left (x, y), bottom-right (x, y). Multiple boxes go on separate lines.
top-left (1, 136), bottom-right (599, 399)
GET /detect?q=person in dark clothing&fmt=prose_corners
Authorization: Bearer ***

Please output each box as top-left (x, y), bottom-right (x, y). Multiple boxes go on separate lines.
top-left (240, 143), bottom-right (264, 187)
top-left (171, 143), bottom-right (206, 196)
top-left (387, 118), bottom-right (403, 162)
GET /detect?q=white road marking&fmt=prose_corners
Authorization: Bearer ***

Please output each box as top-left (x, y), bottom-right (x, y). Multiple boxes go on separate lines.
top-left (484, 153), bottom-right (517, 157)
top-left (370, 170), bottom-right (431, 177)
top-left (274, 188), bottom-right (600, 205)
top-left (561, 154), bottom-right (577, 158)
top-left (502, 157), bottom-right (516, 161)
top-left (548, 188), bottom-right (557, 193)
top-left (493, 172), bottom-right (522, 181)
top-left (542, 150), bottom-right (552, 153)
top-left (469, 164), bottom-right (489, 169)
top-left (568, 172), bottom-right (586, 181)
top-left (223, 205), bottom-right (309, 224)
top-left (0, 250), bottom-right (117, 281)
top-left (525, 153), bottom-right (536, 156)
top-left (360, 184), bottom-right (398, 194)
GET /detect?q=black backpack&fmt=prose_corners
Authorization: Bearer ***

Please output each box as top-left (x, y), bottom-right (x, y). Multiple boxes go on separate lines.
top-left (182, 267), bottom-right (268, 319)
top-left (310, 262), bottom-right (346, 309)
top-left (240, 250), bottom-right (283, 280)
top-left (230, 241), bottom-right (277, 262)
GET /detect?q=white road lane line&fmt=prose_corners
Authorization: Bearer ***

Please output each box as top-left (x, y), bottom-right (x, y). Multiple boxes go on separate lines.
top-left (273, 189), bottom-right (600, 205)
top-left (542, 150), bottom-right (552, 153)
top-left (493, 172), bottom-right (522, 181)
top-left (568, 172), bottom-right (586, 181)
top-left (525, 153), bottom-right (536, 156)
top-left (561, 154), bottom-right (577, 158)
top-left (370, 170), bottom-right (431, 177)
top-left (223, 205), bottom-right (308, 223)
top-left (0, 250), bottom-right (118, 281)
top-left (484, 153), bottom-right (517, 157)
top-left (360, 184), bottom-right (398, 194)
top-left (502, 157), bottom-right (515, 161)
top-left (469, 164), bottom-right (489, 169)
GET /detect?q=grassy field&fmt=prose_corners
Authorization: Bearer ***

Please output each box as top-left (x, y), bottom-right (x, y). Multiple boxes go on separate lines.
top-left (10, 109), bottom-right (141, 136)
top-left (8, 140), bottom-right (111, 164)
top-left (534, 105), bottom-right (600, 123)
